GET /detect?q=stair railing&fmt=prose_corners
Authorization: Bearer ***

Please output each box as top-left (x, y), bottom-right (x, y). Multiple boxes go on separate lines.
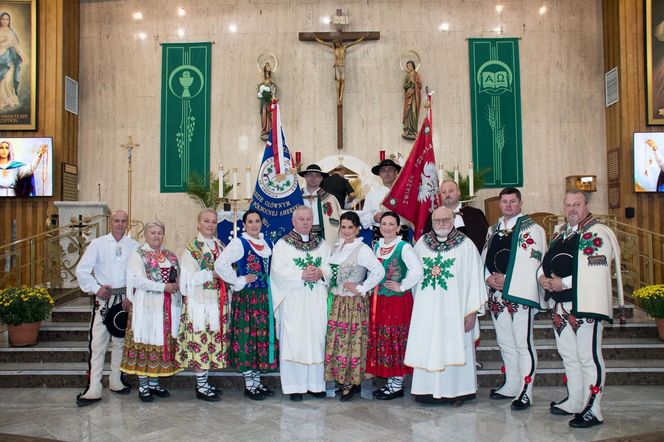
top-left (543, 215), bottom-right (664, 289)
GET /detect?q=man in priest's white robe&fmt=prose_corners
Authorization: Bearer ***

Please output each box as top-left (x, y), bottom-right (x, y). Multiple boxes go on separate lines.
top-left (405, 207), bottom-right (487, 404)
top-left (270, 206), bottom-right (332, 401)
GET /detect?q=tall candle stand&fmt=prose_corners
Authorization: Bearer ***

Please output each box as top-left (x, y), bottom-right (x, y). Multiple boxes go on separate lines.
top-left (224, 197), bottom-right (253, 238)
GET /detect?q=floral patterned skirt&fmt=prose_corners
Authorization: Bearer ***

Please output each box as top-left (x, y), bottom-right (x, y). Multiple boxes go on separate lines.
top-left (324, 294), bottom-right (369, 385)
top-left (175, 296), bottom-right (229, 371)
top-left (227, 287), bottom-right (278, 372)
top-left (121, 311), bottom-right (182, 377)
top-left (366, 292), bottom-right (414, 378)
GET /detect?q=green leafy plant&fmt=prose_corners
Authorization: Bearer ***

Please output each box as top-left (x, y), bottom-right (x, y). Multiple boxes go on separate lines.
top-left (186, 171), bottom-right (234, 210)
top-left (445, 167), bottom-right (491, 201)
top-left (631, 284), bottom-right (664, 319)
top-left (0, 287), bottom-right (54, 326)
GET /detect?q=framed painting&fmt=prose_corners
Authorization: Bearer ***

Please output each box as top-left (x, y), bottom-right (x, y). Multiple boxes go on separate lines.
top-left (0, 0), bottom-right (36, 130)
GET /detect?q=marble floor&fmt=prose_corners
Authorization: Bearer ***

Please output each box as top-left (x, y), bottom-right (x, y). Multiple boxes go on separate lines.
top-left (0, 386), bottom-right (663, 441)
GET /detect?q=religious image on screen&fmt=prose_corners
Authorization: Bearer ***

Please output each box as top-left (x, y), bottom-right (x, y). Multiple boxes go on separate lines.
top-left (0, 137), bottom-right (53, 197)
top-left (634, 132), bottom-right (664, 193)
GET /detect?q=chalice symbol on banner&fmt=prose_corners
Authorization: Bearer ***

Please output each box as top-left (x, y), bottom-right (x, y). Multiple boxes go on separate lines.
top-left (179, 71), bottom-right (193, 98)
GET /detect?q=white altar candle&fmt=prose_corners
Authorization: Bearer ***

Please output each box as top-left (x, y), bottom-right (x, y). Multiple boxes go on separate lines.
top-left (232, 166), bottom-right (238, 200)
top-left (218, 164), bottom-right (224, 198)
top-left (245, 165), bottom-right (252, 199)
top-left (438, 163), bottom-right (444, 184)
top-left (468, 162), bottom-right (474, 197)
top-left (453, 165), bottom-right (459, 185)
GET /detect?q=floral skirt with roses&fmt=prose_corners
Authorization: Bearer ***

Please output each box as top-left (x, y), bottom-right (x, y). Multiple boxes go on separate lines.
top-left (121, 311), bottom-right (182, 377)
top-left (227, 288), bottom-right (278, 372)
top-left (175, 296), bottom-right (229, 371)
top-left (324, 294), bottom-right (369, 386)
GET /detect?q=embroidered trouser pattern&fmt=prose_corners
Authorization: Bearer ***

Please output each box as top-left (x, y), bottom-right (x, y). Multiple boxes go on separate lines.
top-left (79, 298), bottom-right (126, 399)
top-left (552, 301), bottom-right (605, 420)
top-left (489, 291), bottom-right (537, 402)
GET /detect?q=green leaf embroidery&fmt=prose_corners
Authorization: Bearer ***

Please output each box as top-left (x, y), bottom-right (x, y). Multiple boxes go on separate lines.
top-left (293, 253), bottom-right (323, 290)
top-left (421, 256), bottom-right (455, 290)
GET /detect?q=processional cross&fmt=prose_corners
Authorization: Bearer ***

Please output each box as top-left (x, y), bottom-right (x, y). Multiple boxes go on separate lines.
top-left (299, 9), bottom-right (379, 150)
top-left (121, 136), bottom-right (139, 236)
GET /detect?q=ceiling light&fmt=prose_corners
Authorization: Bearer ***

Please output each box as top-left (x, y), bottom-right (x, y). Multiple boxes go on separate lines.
top-left (539, 5), bottom-right (548, 15)
top-left (177, 7), bottom-right (186, 17)
top-left (132, 12), bottom-right (143, 20)
top-left (439, 22), bottom-right (450, 31)
top-left (137, 31), bottom-right (147, 40)
top-left (495, 5), bottom-right (504, 13)
top-left (229, 24), bottom-right (237, 33)
top-left (177, 28), bottom-right (185, 38)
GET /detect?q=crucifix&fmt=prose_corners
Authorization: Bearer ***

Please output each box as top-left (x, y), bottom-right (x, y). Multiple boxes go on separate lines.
top-left (121, 136), bottom-right (139, 237)
top-left (299, 9), bottom-right (379, 150)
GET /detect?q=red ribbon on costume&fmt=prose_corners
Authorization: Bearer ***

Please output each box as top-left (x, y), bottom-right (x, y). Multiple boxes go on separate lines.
top-left (219, 281), bottom-right (227, 329)
top-left (163, 291), bottom-right (172, 361)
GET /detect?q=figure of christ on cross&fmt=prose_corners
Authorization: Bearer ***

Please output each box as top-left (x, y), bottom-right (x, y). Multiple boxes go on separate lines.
top-left (299, 31), bottom-right (380, 149)
top-left (313, 32), bottom-right (368, 106)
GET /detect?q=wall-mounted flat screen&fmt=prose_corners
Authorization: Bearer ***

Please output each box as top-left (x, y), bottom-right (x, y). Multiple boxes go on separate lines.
top-left (0, 137), bottom-right (53, 197)
top-left (634, 132), bottom-right (664, 192)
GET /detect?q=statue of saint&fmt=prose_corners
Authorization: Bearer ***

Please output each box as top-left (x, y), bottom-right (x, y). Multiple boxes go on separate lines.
top-left (257, 62), bottom-right (277, 141)
top-left (313, 33), bottom-right (368, 106)
top-left (402, 60), bottom-right (422, 140)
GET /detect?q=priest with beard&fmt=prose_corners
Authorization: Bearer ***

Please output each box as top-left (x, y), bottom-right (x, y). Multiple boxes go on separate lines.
top-left (405, 207), bottom-right (487, 406)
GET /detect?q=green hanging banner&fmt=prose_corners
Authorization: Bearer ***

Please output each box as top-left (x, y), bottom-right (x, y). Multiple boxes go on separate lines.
top-left (468, 38), bottom-right (523, 188)
top-left (160, 42), bottom-right (211, 192)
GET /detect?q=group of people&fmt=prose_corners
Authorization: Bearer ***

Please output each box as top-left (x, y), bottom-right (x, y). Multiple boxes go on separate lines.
top-left (74, 157), bottom-right (622, 430)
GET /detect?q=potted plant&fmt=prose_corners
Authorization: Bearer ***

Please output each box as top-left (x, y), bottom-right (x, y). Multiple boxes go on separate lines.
top-left (631, 284), bottom-right (664, 341)
top-left (186, 170), bottom-right (234, 210)
top-left (0, 286), bottom-right (54, 347)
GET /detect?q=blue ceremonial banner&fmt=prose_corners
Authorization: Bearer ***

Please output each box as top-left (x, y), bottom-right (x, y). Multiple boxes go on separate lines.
top-left (249, 102), bottom-right (303, 243)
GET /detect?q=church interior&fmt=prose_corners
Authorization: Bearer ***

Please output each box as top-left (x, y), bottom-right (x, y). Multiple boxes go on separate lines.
top-left (0, 0), bottom-right (663, 441)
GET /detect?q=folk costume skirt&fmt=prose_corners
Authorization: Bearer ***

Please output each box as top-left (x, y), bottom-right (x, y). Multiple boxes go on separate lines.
top-left (324, 294), bottom-right (369, 385)
top-left (366, 291), bottom-right (414, 378)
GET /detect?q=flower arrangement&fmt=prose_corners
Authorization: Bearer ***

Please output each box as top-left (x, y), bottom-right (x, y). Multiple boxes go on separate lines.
top-left (257, 84), bottom-right (273, 105)
top-left (0, 287), bottom-right (54, 326)
top-left (631, 284), bottom-right (664, 319)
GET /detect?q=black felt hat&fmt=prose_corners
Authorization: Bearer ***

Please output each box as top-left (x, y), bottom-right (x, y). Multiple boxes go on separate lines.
top-left (104, 303), bottom-right (128, 338)
top-left (298, 164), bottom-right (329, 178)
top-left (371, 159), bottom-right (402, 176)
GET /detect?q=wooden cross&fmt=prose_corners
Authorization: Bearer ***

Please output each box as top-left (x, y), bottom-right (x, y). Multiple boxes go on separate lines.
top-left (299, 24), bottom-right (379, 150)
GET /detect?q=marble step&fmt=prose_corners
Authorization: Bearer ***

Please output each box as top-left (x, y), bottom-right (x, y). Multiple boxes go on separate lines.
top-left (1, 359), bottom-right (662, 388)
top-left (48, 303), bottom-right (637, 323)
top-left (3, 337), bottom-right (663, 364)
top-left (38, 318), bottom-right (659, 342)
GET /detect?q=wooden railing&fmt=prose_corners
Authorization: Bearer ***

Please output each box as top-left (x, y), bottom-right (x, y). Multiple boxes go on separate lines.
top-left (543, 215), bottom-right (664, 290)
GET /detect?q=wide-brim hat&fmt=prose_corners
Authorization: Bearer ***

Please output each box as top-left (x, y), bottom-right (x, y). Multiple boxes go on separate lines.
top-left (298, 164), bottom-right (329, 178)
top-left (371, 159), bottom-right (402, 176)
top-left (104, 303), bottom-right (128, 338)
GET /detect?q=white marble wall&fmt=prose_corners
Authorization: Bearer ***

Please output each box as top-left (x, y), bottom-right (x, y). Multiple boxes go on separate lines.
top-left (79, 0), bottom-right (607, 250)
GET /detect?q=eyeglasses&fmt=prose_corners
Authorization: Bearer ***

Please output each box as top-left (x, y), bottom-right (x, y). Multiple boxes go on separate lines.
top-left (432, 216), bottom-right (454, 225)
top-left (564, 203), bottom-right (585, 209)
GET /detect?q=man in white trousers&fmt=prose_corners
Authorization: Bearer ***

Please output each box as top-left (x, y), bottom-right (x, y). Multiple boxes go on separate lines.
top-left (539, 190), bottom-right (623, 428)
top-left (75, 210), bottom-right (138, 406)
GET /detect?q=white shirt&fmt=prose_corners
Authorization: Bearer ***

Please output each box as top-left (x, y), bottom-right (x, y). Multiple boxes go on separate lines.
top-left (360, 184), bottom-right (390, 229)
top-left (302, 187), bottom-right (321, 225)
top-left (375, 237), bottom-right (423, 292)
top-left (76, 233), bottom-right (139, 295)
top-left (330, 237), bottom-right (385, 294)
top-left (451, 202), bottom-right (466, 228)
